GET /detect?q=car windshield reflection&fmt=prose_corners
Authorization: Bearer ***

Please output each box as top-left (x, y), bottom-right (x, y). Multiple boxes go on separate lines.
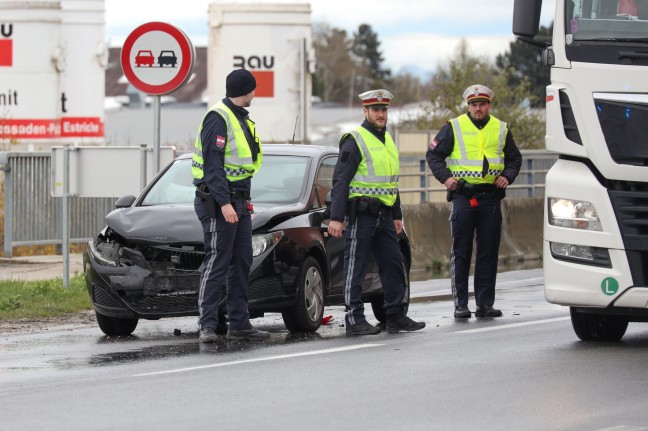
top-left (140, 155), bottom-right (309, 206)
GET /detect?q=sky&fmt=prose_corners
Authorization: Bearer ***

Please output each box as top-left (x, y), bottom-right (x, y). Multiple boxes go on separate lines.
top-left (105, 0), bottom-right (557, 76)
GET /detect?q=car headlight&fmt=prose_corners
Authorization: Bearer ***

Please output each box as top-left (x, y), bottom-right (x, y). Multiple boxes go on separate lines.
top-left (252, 231), bottom-right (283, 257)
top-left (88, 240), bottom-right (119, 267)
top-left (548, 198), bottom-right (602, 231)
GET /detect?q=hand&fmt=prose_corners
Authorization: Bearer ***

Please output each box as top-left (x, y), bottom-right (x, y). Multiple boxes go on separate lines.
top-left (393, 219), bottom-right (403, 235)
top-left (328, 220), bottom-right (344, 238)
top-left (444, 177), bottom-right (459, 191)
top-left (494, 176), bottom-right (510, 189)
top-left (221, 203), bottom-right (238, 223)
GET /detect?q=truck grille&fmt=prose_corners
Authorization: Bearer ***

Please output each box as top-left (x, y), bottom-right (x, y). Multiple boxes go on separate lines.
top-left (609, 188), bottom-right (648, 286)
top-left (597, 99), bottom-right (648, 166)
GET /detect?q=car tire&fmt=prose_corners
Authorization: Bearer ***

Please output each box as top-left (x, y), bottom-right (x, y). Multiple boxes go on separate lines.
top-left (371, 262), bottom-right (410, 324)
top-left (95, 311), bottom-right (139, 336)
top-left (282, 256), bottom-right (324, 332)
top-left (570, 307), bottom-right (628, 341)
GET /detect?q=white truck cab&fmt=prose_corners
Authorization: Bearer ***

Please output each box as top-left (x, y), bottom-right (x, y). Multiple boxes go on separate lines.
top-left (513, 0), bottom-right (648, 340)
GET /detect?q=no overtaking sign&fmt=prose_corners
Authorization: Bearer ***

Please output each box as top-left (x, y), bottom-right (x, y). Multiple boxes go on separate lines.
top-left (120, 22), bottom-right (195, 95)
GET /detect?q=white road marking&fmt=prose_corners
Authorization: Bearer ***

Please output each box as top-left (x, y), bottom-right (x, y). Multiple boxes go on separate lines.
top-left (135, 343), bottom-right (384, 377)
top-left (457, 316), bottom-right (570, 334)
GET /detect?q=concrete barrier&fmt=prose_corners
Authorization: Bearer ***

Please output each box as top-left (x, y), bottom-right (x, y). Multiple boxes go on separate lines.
top-left (403, 197), bottom-right (543, 270)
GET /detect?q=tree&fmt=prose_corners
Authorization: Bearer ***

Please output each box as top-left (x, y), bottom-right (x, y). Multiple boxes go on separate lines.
top-left (496, 24), bottom-right (552, 108)
top-left (410, 40), bottom-right (544, 149)
top-left (352, 24), bottom-right (391, 89)
top-left (312, 23), bottom-right (364, 104)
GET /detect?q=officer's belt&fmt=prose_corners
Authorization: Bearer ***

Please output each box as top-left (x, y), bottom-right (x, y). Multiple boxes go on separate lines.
top-left (352, 196), bottom-right (390, 215)
top-left (456, 183), bottom-right (496, 195)
top-left (229, 189), bottom-right (251, 200)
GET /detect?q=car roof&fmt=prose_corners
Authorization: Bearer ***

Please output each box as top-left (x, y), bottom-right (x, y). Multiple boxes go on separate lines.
top-left (176, 144), bottom-right (338, 160)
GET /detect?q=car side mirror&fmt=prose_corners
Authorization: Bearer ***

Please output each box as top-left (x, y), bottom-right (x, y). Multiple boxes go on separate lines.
top-left (115, 195), bottom-right (136, 209)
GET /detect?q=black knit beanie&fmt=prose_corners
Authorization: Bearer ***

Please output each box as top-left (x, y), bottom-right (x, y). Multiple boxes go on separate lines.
top-left (226, 69), bottom-right (257, 97)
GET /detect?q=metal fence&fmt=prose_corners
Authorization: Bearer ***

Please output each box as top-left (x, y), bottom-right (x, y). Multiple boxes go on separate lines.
top-left (1, 152), bottom-right (116, 257)
top-left (0, 149), bottom-right (558, 257)
top-left (397, 149), bottom-right (558, 204)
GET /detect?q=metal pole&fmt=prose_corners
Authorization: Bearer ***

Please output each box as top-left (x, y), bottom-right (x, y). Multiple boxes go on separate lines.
top-left (1, 153), bottom-right (13, 257)
top-left (140, 144), bottom-right (148, 191)
top-left (153, 95), bottom-right (161, 174)
top-left (62, 147), bottom-right (70, 288)
top-left (300, 38), bottom-right (306, 144)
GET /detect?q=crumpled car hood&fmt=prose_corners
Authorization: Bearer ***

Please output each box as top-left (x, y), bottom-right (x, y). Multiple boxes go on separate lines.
top-left (104, 202), bottom-right (306, 244)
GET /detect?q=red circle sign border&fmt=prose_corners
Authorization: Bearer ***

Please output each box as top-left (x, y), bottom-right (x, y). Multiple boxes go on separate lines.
top-left (121, 22), bottom-right (194, 95)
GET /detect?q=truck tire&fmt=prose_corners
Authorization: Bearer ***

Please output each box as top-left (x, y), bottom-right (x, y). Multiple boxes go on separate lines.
top-left (570, 307), bottom-right (628, 341)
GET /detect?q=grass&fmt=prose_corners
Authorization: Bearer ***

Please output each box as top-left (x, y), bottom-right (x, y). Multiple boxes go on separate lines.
top-left (0, 275), bottom-right (92, 320)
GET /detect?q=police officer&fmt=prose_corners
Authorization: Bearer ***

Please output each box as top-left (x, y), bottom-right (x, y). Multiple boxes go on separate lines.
top-left (426, 84), bottom-right (522, 319)
top-left (192, 69), bottom-right (270, 343)
top-left (328, 89), bottom-right (426, 336)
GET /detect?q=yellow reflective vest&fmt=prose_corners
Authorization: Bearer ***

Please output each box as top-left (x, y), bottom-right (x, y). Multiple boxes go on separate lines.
top-left (448, 114), bottom-right (506, 185)
top-left (347, 127), bottom-right (399, 207)
top-left (192, 101), bottom-right (262, 182)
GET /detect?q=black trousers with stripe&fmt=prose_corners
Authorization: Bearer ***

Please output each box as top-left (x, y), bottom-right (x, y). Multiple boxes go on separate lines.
top-left (343, 212), bottom-right (407, 326)
top-left (449, 193), bottom-right (502, 308)
top-left (195, 196), bottom-right (252, 331)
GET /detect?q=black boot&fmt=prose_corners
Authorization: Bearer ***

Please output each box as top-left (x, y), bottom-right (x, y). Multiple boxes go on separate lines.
top-left (386, 310), bottom-right (426, 333)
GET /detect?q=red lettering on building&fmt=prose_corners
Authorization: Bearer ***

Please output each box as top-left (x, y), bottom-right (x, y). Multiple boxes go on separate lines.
top-left (0, 118), bottom-right (104, 139)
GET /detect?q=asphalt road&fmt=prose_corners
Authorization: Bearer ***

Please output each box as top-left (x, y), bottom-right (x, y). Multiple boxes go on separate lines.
top-left (3, 270), bottom-right (648, 430)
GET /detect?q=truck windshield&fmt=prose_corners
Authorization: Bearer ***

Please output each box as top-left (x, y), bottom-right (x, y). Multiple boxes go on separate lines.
top-left (567, 0), bottom-right (648, 41)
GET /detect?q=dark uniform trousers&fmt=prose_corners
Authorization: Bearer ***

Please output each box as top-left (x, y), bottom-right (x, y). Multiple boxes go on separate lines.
top-left (343, 210), bottom-right (407, 326)
top-left (195, 196), bottom-right (252, 331)
top-left (449, 193), bottom-right (502, 308)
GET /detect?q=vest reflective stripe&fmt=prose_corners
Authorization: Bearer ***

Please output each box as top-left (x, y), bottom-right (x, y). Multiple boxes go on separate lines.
top-left (347, 127), bottom-right (399, 206)
top-left (192, 101), bottom-right (262, 182)
top-left (448, 114), bottom-right (506, 184)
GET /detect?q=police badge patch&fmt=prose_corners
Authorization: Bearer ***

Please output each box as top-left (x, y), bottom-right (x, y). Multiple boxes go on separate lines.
top-left (215, 135), bottom-right (226, 149)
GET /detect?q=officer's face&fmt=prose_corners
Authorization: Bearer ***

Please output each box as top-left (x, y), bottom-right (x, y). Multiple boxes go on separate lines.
top-left (468, 100), bottom-right (490, 120)
top-left (364, 107), bottom-right (388, 129)
top-left (241, 89), bottom-right (256, 107)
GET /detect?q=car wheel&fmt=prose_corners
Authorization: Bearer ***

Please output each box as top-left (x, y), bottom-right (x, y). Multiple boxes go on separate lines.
top-left (282, 256), bottom-right (324, 332)
top-left (570, 307), bottom-right (628, 341)
top-left (95, 311), bottom-right (138, 336)
top-left (371, 263), bottom-right (410, 324)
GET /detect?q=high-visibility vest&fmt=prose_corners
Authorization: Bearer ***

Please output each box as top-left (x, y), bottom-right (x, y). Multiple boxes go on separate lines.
top-left (192, 101), bottom-right (262, 182)
top-left (347, 127), bottom-right (399, 206)
top-left (448, 114), bottom-right (506, 185)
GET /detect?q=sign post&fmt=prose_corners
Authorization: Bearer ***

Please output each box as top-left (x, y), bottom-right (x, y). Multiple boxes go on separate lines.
top-left (120, 22), bottom-right (195, 173)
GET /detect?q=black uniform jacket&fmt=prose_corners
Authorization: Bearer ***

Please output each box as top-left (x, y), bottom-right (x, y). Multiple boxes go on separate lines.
top-left (425, 113), bottom-right (522, 185)
top-left (193, 97), bottom-right (260, 207)
top-left (330, 119), bottom-right (403, 222)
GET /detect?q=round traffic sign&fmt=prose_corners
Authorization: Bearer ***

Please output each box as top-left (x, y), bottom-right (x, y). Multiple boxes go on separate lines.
top-left (120, 22), bottom-right (195, 95)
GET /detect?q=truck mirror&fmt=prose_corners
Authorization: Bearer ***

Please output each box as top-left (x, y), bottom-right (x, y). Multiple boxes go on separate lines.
top-left (513, 0), bottom-right (542, 38)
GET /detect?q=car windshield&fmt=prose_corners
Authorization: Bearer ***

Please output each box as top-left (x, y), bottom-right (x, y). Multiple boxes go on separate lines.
top-left (140, 154), bottom-right (309, 206)
top-left (568, 0), bottom-right (648, 41)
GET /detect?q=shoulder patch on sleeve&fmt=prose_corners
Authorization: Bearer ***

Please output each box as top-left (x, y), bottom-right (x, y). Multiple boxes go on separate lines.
top-left (429, 138), bottom-right (438, 150)
top-left (215, 135), bottom-right (226, 149)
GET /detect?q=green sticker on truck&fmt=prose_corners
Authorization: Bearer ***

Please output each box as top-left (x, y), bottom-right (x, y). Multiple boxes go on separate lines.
top-left (601, 277), bottom-right (619, 296)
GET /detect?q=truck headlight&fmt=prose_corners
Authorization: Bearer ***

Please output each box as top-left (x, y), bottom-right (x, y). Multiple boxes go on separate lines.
top-left (548, 198), bottom-right (602, 231)
top-left (252, 231), bottom-right (283, 257)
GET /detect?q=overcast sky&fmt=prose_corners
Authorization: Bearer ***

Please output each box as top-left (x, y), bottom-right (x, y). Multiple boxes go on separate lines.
top-left (106, 0), bottom-right (557, 75)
